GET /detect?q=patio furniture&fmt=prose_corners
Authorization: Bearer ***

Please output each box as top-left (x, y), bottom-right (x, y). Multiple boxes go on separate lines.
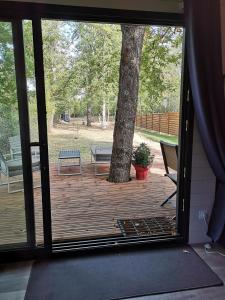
top-left (160, 140), bottom-right (178, 207)
top-left (9, 135), bottom-right (40, 159)
top-left (9, 135), bottom-right (21, 159)
top-left (91, 145), bottom-right (112, 176)
top-left (0, 151), bottom-right (40, 193)
top-left (58, 149), bottom-right (82, 175)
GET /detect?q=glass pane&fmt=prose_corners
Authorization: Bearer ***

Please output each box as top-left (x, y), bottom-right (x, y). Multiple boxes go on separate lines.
top-left (0, 21), bottom-right (27, 247)
top-left (42, 20), bottom-right (183, 244)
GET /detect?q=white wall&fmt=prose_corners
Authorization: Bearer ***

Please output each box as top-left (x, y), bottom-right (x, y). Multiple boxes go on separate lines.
top-left (188, 120), bottom-right (216, 244)
top-left (5, 0), bottom-right (183, 13)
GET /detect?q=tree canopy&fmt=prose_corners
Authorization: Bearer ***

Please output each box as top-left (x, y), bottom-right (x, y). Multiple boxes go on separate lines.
top-left (0, 20), bottom-right (183, 151)
top-left (0, 22), bottom-right (19, 151)
top-left (40, 21), bottom-right (182, 119)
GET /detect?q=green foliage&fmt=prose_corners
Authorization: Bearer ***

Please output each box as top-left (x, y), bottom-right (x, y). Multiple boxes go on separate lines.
top-left (0, 20), bottom-right (182, 153)
top-left (0, 22), bottom-right (20, 153)
top-left (132, 143), bottom-right (154, 168)
top-left (0, 23), bottom-right (17, 107)
top-left (40, 22), bottom-right (182, 118)
top-left (139, 27), bottom-right (183, 113)
top-left (40, 21), bottom-right (120, 119)
top-left (61, 22), bottom-right (121, 117)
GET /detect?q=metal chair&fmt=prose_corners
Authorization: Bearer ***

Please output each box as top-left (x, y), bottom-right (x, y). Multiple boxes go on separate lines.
top-left (58, 149), bottom-right (82, 175)
top-left (160, 140), bottom-right (178, 207)
top-left (9, 135), bottom-right (40, 159)
top-left (90, 145), bottom-right (112, 176)
top-left (0, 151), bottom-right (40, 193)
top-left (9, 135), bottom-right (21, 159)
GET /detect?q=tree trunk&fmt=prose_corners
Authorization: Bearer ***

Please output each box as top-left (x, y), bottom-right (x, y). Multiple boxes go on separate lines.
top-left (108, 25), bottom-right (145, 183)
top-left (101, 99), bottom-right (107, 129)
top-left (48, 113), bottom-right (55, 132)
top-left (86, 102), bottom-right (92, 126)
top-left (107, 107), bottom-right (110, 123)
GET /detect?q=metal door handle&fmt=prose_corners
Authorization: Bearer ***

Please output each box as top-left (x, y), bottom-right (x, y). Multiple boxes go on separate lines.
top-left (30, 142), bottom-right (40, 147)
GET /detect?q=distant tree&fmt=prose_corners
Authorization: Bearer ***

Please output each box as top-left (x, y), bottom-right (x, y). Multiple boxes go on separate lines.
top-left (139, 27), bottom-right (183, 114)
top-left (73, 23), bottom-right (121, 127)
top-left (28, 21), bottom-right (182, 126)
top-left (0, 22), bottom-right (19, 152)
top-left (0, 20), bottom-right (183, 156)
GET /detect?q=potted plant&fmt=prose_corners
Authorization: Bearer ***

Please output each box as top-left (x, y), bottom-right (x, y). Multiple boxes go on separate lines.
top-left (132, 143), bottom-right (154, 180)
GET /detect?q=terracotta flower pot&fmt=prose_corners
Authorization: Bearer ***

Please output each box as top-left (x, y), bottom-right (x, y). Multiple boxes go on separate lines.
top-left (134, 164), bottom-right (149, 180)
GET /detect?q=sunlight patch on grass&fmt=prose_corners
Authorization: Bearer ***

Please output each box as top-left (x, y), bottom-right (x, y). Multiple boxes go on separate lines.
top-left (136, 129), bottom-right (178, 144)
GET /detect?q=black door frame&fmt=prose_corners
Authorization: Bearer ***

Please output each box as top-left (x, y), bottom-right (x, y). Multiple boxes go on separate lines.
top-left (0, 19), bottom-right (36, 254)
top-left (0, 1), bottom-right (193, 260)
top-left (11, 20), bottom-right (37, 249)
top-left (32, 17), bottom-right (52, 254)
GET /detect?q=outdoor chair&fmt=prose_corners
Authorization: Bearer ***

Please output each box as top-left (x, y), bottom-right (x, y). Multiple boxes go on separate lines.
top-left (160, 140), bottom-right (178, 207)
top-left (91, 145), bottom-right (112, 176)
top-left (9, 135), bottom-right (40, 159)
top-left (9, 135), bottom-right (21, 159)
top-left (0, 151), bottom-right (40, 193)
top-left (58, 149), bottom-right (82, 175)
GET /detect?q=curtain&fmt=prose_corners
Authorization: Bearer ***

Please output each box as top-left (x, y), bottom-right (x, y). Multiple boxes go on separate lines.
top-left (184, 0), bottom-right (225, 244)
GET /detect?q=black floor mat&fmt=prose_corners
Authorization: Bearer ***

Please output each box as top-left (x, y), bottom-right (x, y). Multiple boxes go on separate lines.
top-left (25, 246), bottom-right (222, 300)
top-left (117, 216), bottom-right (176, 237)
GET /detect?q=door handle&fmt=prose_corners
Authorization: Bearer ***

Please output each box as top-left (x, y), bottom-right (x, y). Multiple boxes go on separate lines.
top-left (30, 142), bottom-right (47, 148)
top-left (30, 142), bottom-right (40, 147)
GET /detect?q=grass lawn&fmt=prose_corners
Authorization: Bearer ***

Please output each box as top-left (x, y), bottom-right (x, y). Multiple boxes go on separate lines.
top-left (48, 126), bottom-right (113, 162)
top-left (135, 128), bottom-right (178, 144)
top-left (47, 122), bottom-right (178, 163)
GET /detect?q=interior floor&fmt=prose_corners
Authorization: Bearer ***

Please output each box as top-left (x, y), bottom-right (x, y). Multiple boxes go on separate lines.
top-left (0, 244), bottom-right (224, 300)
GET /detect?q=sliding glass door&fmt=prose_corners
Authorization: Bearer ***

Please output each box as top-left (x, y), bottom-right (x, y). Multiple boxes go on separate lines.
top-left (40, 18), bottom-right (188, 251)
top-left (0, 3), bottom-right (192, 256)
top-left (0, 19), bottom-right (47, 252)
top-left (0, 21), bottom-right (29, 248)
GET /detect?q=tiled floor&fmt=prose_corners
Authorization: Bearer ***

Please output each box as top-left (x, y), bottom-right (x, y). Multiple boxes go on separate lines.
top-left (0, 245), bottom-right (224, 300)
top-left (0, 261), bottom-right (32, 300)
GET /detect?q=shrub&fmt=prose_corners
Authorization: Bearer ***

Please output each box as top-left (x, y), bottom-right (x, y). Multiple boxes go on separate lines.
top-left (132, 143), bottom-right (154, 168)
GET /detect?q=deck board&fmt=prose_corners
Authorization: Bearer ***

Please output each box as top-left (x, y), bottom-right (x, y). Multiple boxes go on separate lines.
top-left (0, 151), bottom-right (176, 246)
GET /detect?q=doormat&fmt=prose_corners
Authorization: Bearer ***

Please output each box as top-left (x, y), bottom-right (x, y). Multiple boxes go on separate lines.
top-left (25, 246), bottom-right (223, 300)
top-left (117, 216), bottom-right (176, 237)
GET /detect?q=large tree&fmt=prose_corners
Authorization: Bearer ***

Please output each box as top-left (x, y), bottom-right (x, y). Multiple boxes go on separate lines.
top-left (108, 25), bottom-right (145, 183)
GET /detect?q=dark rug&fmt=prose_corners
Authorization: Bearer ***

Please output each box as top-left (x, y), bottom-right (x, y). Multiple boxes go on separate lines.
top-left (117, 217), bottom-right (176, 237)
top-left (25, 246), bottom-right (222, 300)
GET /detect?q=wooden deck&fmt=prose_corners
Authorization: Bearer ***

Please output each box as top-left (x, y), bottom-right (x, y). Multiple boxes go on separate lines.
top-left (0, 148), bottom-right (176, 246)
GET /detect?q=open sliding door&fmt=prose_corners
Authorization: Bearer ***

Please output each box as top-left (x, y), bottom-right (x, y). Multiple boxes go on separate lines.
top-left (0, 2), bottom-right (193, 257)
top-left (0, 19), bottom-right (34, 251)
top-left (0, 18), bottom-right (52, 256)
